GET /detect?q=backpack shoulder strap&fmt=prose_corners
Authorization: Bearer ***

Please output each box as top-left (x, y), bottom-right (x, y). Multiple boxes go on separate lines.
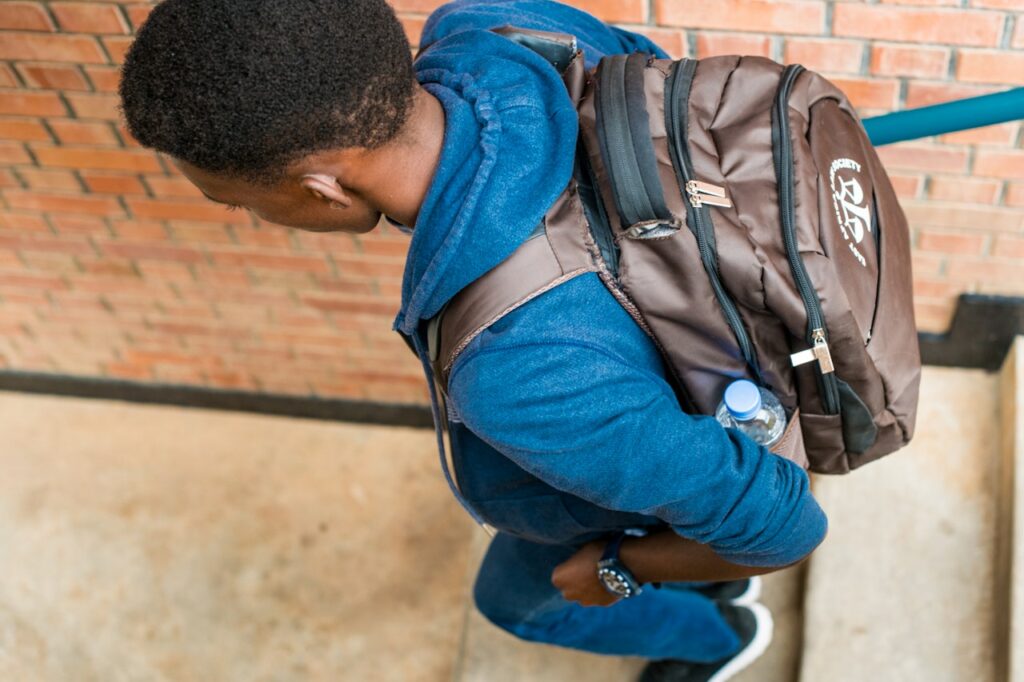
top-left (428, 186), bottom-right (597, 392)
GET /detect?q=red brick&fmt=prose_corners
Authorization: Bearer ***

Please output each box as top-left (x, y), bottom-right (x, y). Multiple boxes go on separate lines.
top-left (904, 203), bottom-right (1023, 232)
top-left (32, 145), bottom-right (162, 172)
top-left (0, 211), bottom-right (49, 232)
top-left (104, 361), bottom-right (154, 380)
top-left (47, 118), bottom-right (117, 145)
top-left (828, 77), bottom-right (899, 110)
top-left (0, 90), bottom-right (66, 116)
top-left (126, 197), bottom-right (253, 224)
top-left (299, 293), bottom-right (398, 316)
top-left (208, 248), bottom-right (331, 274)
top-left (993, 235), bottom-right (1024, 259)
top-left (0, 32), bottom-right (106, 63)
top-left (230, 225), bottom-right (292, 248)
top-left (51, 2), bottom-right (128, 33)
top-left (940, 122), bottom-right (1019, 146)
top-left (101, 36), bottom-right (133, 64)
top-left (560, 0), bottom-right (647, 23)
top-left (833, 5), bottom-right (1004, 47)
top-left (0, 169), bottom-right (19, 188)
top-left (870, 44), bottom-right (949, 79)
top-left (4, 189), bottom-right (125, 216)
top-left (876, 143), bottom-right (969, 174)
top-left (957, 50), bottom-right (1024, 87)
top-left (0, 272), bottom-right (67, 289)
top-left (969, 0), bottom-right (1024, 8)
top-left (696, 32), bottom-right (771, 58)
top-left (0, 2), bottom-right (55, 31)
top-left (657, 0), bottom-right (824, 35)
top-left (913, 297), bottom-right (955, 333)
top-left (16, 62), bottom-right (89, 90)
top-left (16, 167), bottom-right (82, 192)
top-left (101, 241), bottom-right (204, 263)
top-left (917, 228), bottom-right (988, 255)
top-left (911, 276), bottom-right (960, 300)
top-left (947, 258), bottom-right (1024, 283)
top-left (905, 81), bottom-right (1000, 108)
top-left (887, 172), bottom-right (924, 199)
top-left (360, 238), bottom-right (411, 258)
top-left (927, 176), bottom-right (1001, 204)
top-left (123, 4), bottom-right (153, 29)
top-left (65, 93), bottom-right (119, 120)
top-left (1006, 181), bottom-right (1024, 207)
top-left (332, 255), bottom-right (406, 279)
top-left (168, 222), bottom-right (234, 244)
top-left (49, 213), bottom-right (108, 235)
top-left (0, 117), bottom-right (51, 141)
top-left (0, 141), bottom-right (31, 164)
top-left (0, 64), bottom-right (16, 88)
top-left (390, 0), bottom-right (445, 11)
top-left (1015, 20), bottom-right (1024, 49)
top-left (974, 150), bottom-right (1024, 180)
top-left (784, 39), bottom-right (863, 74)
top-left (144, 175), bottom-right (204, 199)
top-left (621, 26), bottom-right (686, 59)
top-left (81, 172), bottom-right (146, 195)
top-left (83, 65), bottom-right (119, 92)
top-left (881, 0), bottom-right (958, 6)
top-left (109, 220), bottom-right (167, 241)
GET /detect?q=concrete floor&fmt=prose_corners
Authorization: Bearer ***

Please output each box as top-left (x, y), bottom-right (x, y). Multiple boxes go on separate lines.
top-left (0, 392), bottom-right (476, 682)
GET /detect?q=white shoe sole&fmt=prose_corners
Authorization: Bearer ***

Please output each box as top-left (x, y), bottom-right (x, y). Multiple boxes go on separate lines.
top-left (729, 576), bottom-right (762, 607)
top-left (708, 602), bottom-right (774, 682)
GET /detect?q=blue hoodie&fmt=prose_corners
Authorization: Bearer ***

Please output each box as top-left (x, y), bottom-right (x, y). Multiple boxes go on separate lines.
top-left (395, 0), bottom-right (827, 568)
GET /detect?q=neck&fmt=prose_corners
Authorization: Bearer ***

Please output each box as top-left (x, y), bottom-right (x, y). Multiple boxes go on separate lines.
top-left (365, 85), bottom-right (445, 228)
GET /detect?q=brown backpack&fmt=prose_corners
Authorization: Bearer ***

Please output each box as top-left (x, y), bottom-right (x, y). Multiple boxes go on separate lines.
top-left (428, 28), bottom-right (921, 475)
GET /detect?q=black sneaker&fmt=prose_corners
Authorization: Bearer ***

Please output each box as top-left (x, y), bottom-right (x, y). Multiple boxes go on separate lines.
top-left (691, 576), bottom-right (762, 606)
top-left (659, 576), bottom-right (762, 606)
top-left (637, 603), bottom-right (774, 682)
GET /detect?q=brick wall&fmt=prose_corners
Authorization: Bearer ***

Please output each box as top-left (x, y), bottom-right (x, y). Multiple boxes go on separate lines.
top-left (0, 0), bottom-right (1022, 404)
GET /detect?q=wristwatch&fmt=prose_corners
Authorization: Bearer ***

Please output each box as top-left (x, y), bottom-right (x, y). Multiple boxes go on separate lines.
top-left (596, 532), bottom-right (643, 598)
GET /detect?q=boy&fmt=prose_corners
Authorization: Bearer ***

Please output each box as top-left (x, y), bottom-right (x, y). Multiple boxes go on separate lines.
top-left (119, 1), bottom-right (827, 679)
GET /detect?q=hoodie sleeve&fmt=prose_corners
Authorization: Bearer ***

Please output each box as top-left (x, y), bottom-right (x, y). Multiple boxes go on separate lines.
top-left (447, 335), bottom-right (828, 568)
top-left (420, 0), bottom-right (669, 66)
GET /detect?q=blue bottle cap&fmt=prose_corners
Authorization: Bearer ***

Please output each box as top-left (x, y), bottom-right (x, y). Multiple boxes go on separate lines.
top-left (724, 380), bottom-right (762, 421)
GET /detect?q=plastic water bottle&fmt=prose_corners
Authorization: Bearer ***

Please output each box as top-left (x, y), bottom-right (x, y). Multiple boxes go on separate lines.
top-left (715, 379), bottom-right (787, 448)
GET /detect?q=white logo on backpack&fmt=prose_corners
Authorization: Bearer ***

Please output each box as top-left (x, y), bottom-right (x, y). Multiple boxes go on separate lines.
top-left (829, 158), bottom-right (872, 268)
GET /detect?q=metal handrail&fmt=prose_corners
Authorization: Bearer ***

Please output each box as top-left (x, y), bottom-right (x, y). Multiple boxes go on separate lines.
top-left (863, 87), bottom-right (1024, 146)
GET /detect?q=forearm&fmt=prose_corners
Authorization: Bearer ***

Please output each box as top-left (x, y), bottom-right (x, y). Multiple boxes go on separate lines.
top-left (620, 529), bottom-right (797, 584)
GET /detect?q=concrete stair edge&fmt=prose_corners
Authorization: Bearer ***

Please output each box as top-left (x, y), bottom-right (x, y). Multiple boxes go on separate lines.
top-left (998, 336), bottom-right (1023, 682)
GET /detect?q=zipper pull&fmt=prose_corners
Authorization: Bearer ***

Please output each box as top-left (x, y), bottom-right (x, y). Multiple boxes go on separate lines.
top-left (789, 328), bottom-right (835, 374)
top-left (686, 180), bottom-right (732, 209)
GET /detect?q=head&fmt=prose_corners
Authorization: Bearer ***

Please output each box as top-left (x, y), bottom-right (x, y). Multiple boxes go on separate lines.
top-left (119, 0), bottom-right (418, 232)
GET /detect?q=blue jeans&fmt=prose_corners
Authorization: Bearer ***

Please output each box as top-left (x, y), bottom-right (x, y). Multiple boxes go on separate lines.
top-left (472, 532), bottom-right (743, 662)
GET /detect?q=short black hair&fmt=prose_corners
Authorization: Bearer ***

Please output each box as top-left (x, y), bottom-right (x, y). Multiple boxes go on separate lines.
top-left (119, 0), bottom-right (416, 185)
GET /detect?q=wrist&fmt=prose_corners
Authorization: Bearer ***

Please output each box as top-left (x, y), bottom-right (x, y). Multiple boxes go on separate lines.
top-left (596, 533), bottom-right (643, 598)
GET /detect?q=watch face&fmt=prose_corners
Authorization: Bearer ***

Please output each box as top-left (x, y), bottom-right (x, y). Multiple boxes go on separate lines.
top-left (597, 567), bottom-right (634, 597)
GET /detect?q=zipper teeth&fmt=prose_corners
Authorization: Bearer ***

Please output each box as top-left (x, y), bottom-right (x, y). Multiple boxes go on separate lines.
top-left (667, 60), bottom-right (760, 378)
top-left (775, 64), bottom-right (840, 414)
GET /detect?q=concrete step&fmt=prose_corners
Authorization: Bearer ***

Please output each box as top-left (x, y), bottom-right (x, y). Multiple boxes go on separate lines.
top-left (998, 338), bottom-right (1023, 681)
top-left (799, 353), bottom-right (1018, 681)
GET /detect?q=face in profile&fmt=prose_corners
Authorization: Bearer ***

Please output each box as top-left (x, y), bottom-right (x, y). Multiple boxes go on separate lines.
top-left (174, 158), bottom-right (383, 234)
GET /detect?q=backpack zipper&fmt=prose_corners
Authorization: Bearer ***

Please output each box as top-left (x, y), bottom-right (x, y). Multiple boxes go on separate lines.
top-left (665, 59), bottom-right (762, 382)
top-left (773, 64), bottom-right (841, 415)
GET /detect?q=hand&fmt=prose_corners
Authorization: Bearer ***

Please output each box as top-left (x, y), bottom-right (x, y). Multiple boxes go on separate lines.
top-left (551, 539), bottom-right (621, 607)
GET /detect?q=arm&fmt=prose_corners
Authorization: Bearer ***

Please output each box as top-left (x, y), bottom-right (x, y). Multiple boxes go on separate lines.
top-left (551, 528), bottom-right (818, 607)
top-left (449, 332), bottom-right (828, 569)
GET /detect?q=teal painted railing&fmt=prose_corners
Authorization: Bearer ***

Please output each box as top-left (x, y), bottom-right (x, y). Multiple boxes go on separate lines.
top-left (863, 87), bottom-right (1024, 146)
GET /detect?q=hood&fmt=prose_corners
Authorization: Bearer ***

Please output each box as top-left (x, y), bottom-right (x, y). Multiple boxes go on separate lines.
top-left (393, 28), bottom-right (578, 335)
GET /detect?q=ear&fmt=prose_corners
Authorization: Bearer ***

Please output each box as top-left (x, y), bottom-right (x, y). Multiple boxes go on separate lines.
top-left (300, 173), bottom-right (352, 208)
